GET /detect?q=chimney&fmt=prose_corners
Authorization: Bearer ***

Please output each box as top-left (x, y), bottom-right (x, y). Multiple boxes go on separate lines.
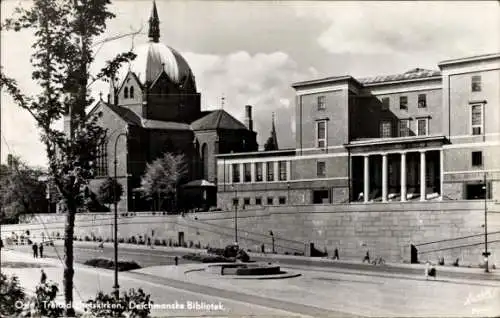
top-left (244, 105), bottom-right (253, 131)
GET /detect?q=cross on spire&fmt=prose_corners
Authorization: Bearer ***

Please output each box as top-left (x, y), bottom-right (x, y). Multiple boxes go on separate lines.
top-left (148, 0), bottom-right (160, 43)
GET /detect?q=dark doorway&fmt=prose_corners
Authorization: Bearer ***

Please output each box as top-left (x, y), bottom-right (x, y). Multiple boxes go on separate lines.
top-left (201, 143), bottom-right (208, 180)
top-left (178, 232), bottom-right (185, 247)
top-left (313, 190), bottom-right (330, 204)
top-left (466, 183), bottom-right (488, 199)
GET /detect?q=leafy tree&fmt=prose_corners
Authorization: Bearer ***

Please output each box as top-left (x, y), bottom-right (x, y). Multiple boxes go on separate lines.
top-left (140, 153), bottom-right (187, 211)
top-left (0, 1), bottom-right (136, 314)
top-left (0, 156), bottom-right (48, 224)
top-left (0, 272), bottom-right (26, 317)
top-left (97, 177), bottom-right (124, 209)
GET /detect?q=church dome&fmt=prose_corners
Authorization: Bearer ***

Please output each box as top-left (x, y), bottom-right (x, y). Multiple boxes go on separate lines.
top-left (129, 42), bottom-right (195, 88)
top-left (120, 1), bottom-right (196, 90)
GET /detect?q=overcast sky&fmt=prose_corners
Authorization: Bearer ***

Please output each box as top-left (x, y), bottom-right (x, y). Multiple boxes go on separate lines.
top-left (1, 0), bottom-right (499, 167)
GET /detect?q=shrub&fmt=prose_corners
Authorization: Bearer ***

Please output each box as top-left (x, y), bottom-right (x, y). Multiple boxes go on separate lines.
top-left (105, 238), bottom-right (110, 243)
top-left (182, 253), bottom-right (234, 263)
top-left (194, 241), bottom-right (201, 249)
top-left (154, 239), bottom-right (161, 246)
top-left (73, 236), bottom-right (78, 241)
top-left (31, 274), bottom-right (63, 318)
top-left (161, 239), bottom-right (167, 246)
top-left (85, 288), bottom-right (151, 318)
top-left (182, 242), bottom-right (188, 248)
top-left (97, 236), bottom-right (103, 243)
top-left (92, 236), bottom-right (96, 242)
top-left (284, 251), bottom-right (289, 255)
top-left (168, 239), bottom-right (173, 247)
top-left (84, 258), bottom-right (141, 271)
top-left (0, 273), bottom-right (26, 317)
top-left (56, 232), bottom-right (60, 239)
top-left (79, 237), bottom-right (83, 241)
top-left (118, 238), bottom-right (125, 243)
top-left (189, 241), bottom-right (193, 248)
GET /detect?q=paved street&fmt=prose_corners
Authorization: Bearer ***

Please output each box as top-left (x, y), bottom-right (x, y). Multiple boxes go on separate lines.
top-left (3, 242), bottom-right (500, 317)
top-left (11, 241), bottom-right (500, 282)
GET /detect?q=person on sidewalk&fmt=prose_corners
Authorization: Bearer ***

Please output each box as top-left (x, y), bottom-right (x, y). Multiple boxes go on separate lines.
top-left (32, 243), bottom-right (38, 258)
top-left (39, 243), bottom-right (44, 258)
top-left (40, 269), bottom-right (47, 284)
top-left (362, 250), bottom-right (370, 263)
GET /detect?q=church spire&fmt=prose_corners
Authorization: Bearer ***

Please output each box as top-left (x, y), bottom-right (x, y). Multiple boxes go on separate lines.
top-left (148, 0), bottom-right (160, 43)
top-left (264, 112), bottom-right (279, 151)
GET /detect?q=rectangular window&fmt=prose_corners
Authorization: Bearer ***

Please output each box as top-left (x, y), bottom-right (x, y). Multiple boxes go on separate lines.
top-left (244, 163), bottom-right (251, 182)
top-left (279, 161), bottom-right (287, 181)
top-left (380, 120), bottom-right (392, 138)
top-left (243, 197), bottom-right (250, 206)
top-left (472, 75), bottom-right (482, 92)
top-left (278, 197), bottom-right (286, 205)
top-left (255, 163), bottom-right (263, 182)
top-left (381, 97), bottom-right (390, 111)
top-left (317, 161), bottom-right (326, 177)
top-left (417, 118), bottom-right (428, 136)
top-left (399, 119), bottom-right (410, 137)
top-left (267, 197), bottom-right (274, 205)
top-left (232, 198), bottom-right (239, 207)
top-left (472, 151), bottom-right (483, 166)
top-left (418, 94), bottom-right (427, 108)
top-left (232, 164), bottom-right (240, 183)
top-left (317, 95), bottom-right (326, 110)
top-left (255, 197), bottom-right (262, 205)
top-left (471, 104), bottom-right (483, 135)
top-left (316, 121), bottom-right (327, 148)
top-left (399, 96), bottom-right (408, 110)
top-left (267, 162), bottom-right (274, 181)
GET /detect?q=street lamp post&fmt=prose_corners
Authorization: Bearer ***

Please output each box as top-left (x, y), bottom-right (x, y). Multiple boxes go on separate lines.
top-left (232, 185), bottom-right (238, 244)
top-left (483, 173), bottom-right (490, 273)
top-left (113, 132), bottom-right (127, 300)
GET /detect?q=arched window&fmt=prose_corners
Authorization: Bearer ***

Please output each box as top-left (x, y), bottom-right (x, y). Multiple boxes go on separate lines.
top-left (130, 86), bottom-right (134, 98)
top-left (124, 87), bottom-right (129, 99)
top-left (201, 143), bottom-right (208, 180)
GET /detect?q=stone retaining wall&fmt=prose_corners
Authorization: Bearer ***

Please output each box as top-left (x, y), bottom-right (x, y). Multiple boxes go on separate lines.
top-left (3, 201), bottom-right (500, 266)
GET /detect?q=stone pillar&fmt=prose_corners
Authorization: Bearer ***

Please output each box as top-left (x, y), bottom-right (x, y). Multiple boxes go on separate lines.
top-left (262, 161), bottom-right (267, 182)
top-left (400, 152), bottom-right (407, 202)
top-left (239, 163), bottom-right (244, 184)
top-left (439, 149), bottom-right (444, 200)
top-left (250, 162), bottom-right (256, 183)
top-left (273, 161), bottom-right (279, 182)
top-left (286, 160), bottom-right (291, 181)
top-left (420, 151), bottom-right (426, 201)
top-left (229, 163), bottom-right (233, 184)
top-left (364, 155), bottom-right (370, 203)
top-left (382, 154), bottom-right (388, 202)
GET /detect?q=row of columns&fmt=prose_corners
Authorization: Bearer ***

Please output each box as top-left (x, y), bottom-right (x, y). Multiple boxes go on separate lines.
top-left (361, 150), bottom-right (442, 203)
top-left (231, 161), bottom-right (291, 183)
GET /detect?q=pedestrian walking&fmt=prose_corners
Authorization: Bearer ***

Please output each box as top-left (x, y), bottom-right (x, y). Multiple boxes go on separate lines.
top-left (40, 269), bottom-right (47, 284)
top-left (333, 248), bottom-right (339, 260)
top-left (39, 243), bottom-right (44, 258)
top-left (362, 250), bottom-right (370, 263)
top-left (32, 243), bottom-right (38, 258)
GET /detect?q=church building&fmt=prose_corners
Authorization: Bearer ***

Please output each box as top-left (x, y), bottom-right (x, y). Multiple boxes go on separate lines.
top-left (75, 2), bottom-right (257, 212)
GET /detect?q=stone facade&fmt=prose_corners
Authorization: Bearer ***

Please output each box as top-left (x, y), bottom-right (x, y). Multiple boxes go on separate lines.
top-left (217, 53), bottom-right (500, 208)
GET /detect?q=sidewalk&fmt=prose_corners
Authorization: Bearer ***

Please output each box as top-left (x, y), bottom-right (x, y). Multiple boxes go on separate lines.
top-left (1, 249), bottom-right (308, 317)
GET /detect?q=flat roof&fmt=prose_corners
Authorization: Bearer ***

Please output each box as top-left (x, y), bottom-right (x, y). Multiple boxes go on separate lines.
top-left (438, 53), bottom-right (500, 67)
top-left (216, 148), bottom-right (296, 159)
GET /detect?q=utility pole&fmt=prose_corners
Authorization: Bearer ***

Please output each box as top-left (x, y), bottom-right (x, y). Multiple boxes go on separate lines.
top-left (483, 173), bottom-right (490, 273)
top-left (113, 132), bottom-right (127, 301)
